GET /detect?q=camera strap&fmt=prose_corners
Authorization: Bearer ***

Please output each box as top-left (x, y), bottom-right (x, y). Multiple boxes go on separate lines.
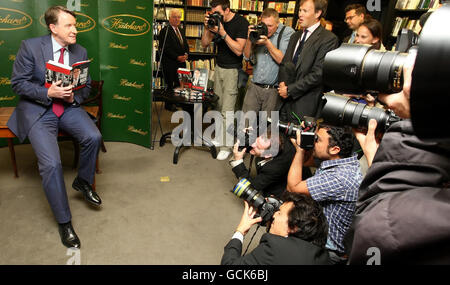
top-left (277, 25), bottom-right (286, 50)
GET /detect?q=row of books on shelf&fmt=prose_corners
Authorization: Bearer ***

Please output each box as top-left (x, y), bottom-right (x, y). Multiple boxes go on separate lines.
top-left (391, 16), bottom-right (422, 36)
top-left (186, 9), bottom-right (206, 22)
top-left (153, 77), bottom-right (165, 89)
top-left (187, 39), bottom-right (214, 53)
top-left (185, 24), bottom-right (205, 37)
top-left (230, 0), bottom-right (264, 12)
top-left (395, 0), bottom-right (440, 10)
top-left (267, 1), bottom-right (296, 14)
top-left (185, 59), bottom-right (215, 70)
top-left (154, 0), bottom-right (183, 5)
top-left (280, 16), bottom-right (293, 27)
top-left (186, 0), bottom-right (210, 7)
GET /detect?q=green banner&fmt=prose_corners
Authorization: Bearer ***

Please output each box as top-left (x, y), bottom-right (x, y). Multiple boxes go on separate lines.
top-left (98, 0), bottom-right (153, 146)
top-left (0, 0), bottom-right (152, 148)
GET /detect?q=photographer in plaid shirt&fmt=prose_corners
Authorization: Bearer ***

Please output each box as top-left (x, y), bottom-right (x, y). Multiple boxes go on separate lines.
top-left (286, 124), bottom-right (362, 264)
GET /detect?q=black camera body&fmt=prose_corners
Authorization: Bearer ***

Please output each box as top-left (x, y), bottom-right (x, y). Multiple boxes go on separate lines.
top-left (249, 22), bottom-right (268, 44)
top-left (207, 12), bottom-right (223, 28)
top-left (238, 128), bottom-right (254, 153)
top-left (269, 117), bottom-right (317, 150)
top-left (231, 178), bottom-right (282, 226)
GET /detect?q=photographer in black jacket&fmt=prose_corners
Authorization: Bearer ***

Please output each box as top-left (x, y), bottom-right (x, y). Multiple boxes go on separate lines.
top-left (221, 192), bottom-right (330, 265)
top-left (229, 124), bottom-right (313, 198)
top-left (348, 5), bottom-right (450, 264)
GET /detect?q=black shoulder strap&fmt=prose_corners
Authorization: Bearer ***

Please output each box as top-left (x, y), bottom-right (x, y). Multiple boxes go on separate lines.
top-left (277, 25), bottom-right (286, 49)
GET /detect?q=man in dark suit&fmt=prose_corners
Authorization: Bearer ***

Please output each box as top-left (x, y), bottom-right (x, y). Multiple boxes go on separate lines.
top-left (229, 131), bottom-right (298, 198)
top-left (221, 192), bottom-right (330, 265)
top-left (278, 0), bottom-right (339, 123)
top-left (8, 6), bottom-right (102, 249)
top-left (158, 8), bottom-right (190, 111)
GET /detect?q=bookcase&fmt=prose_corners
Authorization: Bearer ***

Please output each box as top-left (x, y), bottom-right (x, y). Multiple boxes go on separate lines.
top-left (153, 0), bottom-right (300, 89)
top-left (384, 0), bottom-right (439, 50)
top-left (154, 0), bottom-right (299, 45)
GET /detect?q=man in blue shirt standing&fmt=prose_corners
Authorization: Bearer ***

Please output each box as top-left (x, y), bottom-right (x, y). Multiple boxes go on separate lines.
top-left (242, 8), bottom-right (294, 116)
top-left (286, 124), bottom-right (362, 264)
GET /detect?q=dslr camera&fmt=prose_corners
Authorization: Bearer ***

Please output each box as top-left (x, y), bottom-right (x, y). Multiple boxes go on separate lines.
top-left (268, 116), bottom-right (317, 150)
top-left (207, 11), bottom-right (223, 28)
top-left (249, 22), bottom-right (268, 44)
top-left (231, 178), bottom-right (282, 226)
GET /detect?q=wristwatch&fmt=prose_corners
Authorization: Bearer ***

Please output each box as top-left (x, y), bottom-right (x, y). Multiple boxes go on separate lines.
top-left (221, 33), bottom-right (227, 40)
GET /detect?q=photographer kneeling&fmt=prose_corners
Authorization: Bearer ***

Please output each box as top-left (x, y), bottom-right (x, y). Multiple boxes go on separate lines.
top-left (221, 192), bottom-right (330, 265)
top-left (229, 129), bottom-right (301, 198)
top-left (286, 125), bottom-right (362, 264)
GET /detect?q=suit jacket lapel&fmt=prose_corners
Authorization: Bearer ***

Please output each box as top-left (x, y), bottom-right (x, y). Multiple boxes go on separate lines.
top-left (41, 34), bottom-right (53, 64)
top-left (68, 44), bottom-right (77, 65)
top-left (287, 31), bottom-right (301, 62)
top-left (296, 25), bottom-right (324, 69)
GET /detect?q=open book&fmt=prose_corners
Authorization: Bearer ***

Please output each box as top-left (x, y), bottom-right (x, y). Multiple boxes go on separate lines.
top-left (45, 60), bottom-right (90, 90)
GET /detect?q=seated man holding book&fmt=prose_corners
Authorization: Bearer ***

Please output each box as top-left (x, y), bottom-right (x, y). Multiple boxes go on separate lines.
top-left (7, 5), bottom-right (102, 249)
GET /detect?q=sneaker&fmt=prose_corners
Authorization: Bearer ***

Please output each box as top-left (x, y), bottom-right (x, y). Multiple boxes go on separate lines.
top-left (216, 150), bottom-right (231, 161)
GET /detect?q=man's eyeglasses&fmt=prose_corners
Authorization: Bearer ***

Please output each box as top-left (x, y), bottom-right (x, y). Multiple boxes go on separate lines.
top-left (345, 15), bottom-right (356, 22)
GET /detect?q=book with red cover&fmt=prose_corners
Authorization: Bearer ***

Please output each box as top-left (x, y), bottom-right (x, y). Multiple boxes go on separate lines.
top-left (177, 68), bottom-right (192, 89)
top-left (45, 59), bottom-right (90, 90)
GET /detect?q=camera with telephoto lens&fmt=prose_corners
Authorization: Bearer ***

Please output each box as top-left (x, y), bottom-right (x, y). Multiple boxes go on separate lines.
top-left (207, 11), bottom-right (223, 28)
top-left (319, 93), bottom-right (400, 133)
top-left (249, 22), bottom-right (268, 44)
top-left (268, 117), bottom-right (317, 150)
top-left (318, 28), bottom-right (419, 133)
top-left (312, 6), bottom-right (450, 143)
top-left (323, 43), bottom-right (411, 95)
top-left (231, 178), bottom-right (282, 226)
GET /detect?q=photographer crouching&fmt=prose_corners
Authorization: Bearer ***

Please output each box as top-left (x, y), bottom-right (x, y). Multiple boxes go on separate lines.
top-left (221, 192), bottom-right (330, 265)
top-left (229, 128), bottom-right (302, 199)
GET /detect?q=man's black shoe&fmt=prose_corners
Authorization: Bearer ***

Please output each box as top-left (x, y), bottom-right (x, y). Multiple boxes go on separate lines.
top-left (72, 176), bottom-right (102, 206)
top-left (58, 222), bottom-right (81, 249)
